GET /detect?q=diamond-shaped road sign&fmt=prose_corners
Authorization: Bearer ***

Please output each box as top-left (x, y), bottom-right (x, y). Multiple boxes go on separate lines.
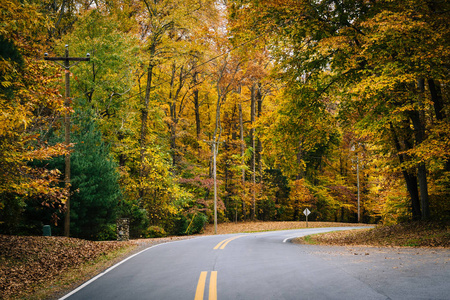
top-left (303, 208), bottom-right (311, 216)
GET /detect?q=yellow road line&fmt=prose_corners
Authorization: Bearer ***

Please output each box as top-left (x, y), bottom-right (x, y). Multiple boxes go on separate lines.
top-left (219, 235), bottom-right (243, 249)
top-left (213, 235), bottom-right (244, 250)
top-left (209, 271), bottom-right (217, 300)
top-left (195, 271), bottom-right (218, 300)
top-left (195, 271), bottom-right (207, 300)
top-left (213, 239), bottom-right (227, 250)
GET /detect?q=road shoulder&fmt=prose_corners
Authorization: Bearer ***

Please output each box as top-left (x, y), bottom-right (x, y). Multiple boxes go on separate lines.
top-left (294, 243), bottom-right (450, 300)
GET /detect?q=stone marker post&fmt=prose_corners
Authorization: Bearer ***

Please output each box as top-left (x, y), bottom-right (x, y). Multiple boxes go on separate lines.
top-left (116, 218), bottom-right (130, 241)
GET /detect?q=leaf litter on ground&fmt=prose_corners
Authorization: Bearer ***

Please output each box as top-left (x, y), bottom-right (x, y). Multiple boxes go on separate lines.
top-left (295, 221), bottom-right (449, 248)
top-left (0, 234), bottom-right (193, 300)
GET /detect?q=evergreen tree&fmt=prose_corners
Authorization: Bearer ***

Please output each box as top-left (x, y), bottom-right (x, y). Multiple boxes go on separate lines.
top-left (47, 110), bottom-right (122, 239)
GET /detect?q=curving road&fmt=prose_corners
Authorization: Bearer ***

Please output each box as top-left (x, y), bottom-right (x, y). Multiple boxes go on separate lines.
top-left (60, 227), bottom-right (450, 300)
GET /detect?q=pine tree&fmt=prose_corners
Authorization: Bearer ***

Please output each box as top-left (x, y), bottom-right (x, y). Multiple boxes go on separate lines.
top-left (47, 110), bottom-right (122, 239)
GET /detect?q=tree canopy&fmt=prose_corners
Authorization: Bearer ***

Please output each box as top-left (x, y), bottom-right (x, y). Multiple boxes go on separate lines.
top-left (1, 0), bottom-right (448, 238)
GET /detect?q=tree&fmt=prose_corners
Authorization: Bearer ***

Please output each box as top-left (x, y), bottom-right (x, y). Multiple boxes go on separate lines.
top-left (0, 0), bottom-right (69, 233)
top-left (137, 0), bottom-right (195, 196)
top-left (233, 0), bottom-right (450, 222)
top-left (44, 110), bottom-right (122, 240)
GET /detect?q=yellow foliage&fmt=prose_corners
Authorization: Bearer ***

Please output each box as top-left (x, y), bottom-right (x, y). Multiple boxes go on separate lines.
top-left (0, 0), bottom-right (69, 204)
top-left (289, 179), bottom-right (315, 208)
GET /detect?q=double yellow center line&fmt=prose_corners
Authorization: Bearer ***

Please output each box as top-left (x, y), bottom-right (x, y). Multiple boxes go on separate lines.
top-left (195, 271), bottom-right (217, 300)
top-left (213, 235), bottom-right (245, 250)
top-left (195, 235), bottom-right (245, 299)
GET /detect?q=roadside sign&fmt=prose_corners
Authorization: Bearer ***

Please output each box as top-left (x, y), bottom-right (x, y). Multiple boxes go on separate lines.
top-left (303, 208), bottom-right (311, 228)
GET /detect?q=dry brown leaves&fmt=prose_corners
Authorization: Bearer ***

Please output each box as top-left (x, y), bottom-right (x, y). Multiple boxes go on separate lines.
top-left (202, 221), bottom-right (369, 235)
top-left (0, 235), bottom-right (131, 299)
top-left (300, 222), bottom-right (450, 248)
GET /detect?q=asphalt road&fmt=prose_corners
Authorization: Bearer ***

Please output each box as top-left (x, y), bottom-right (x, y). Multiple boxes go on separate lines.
top-left (60, 227), bottom-right (450, 300)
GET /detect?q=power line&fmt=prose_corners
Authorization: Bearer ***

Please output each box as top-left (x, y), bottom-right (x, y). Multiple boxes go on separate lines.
top-left (56, 32), bottom-right (267, 123)
top-left (114, 32), bottom-right (267, 104)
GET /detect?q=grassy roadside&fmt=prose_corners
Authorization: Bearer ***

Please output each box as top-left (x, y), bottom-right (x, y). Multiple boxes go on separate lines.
top-left (294, 221), bottom-right (449, 248)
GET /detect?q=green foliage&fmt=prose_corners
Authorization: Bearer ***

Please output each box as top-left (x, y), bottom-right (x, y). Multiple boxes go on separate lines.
top-left (235, 0), bottom-right (450, 223)
top-left (70, 114), bottom-right (121, 239)
top-left (187, 213), bottom-right (208, 235)
top-left (256, 198), bottom-right (277, 221)
top-left (0, 194), bottom-right (25, 234)
top-left (145, 226), bottom-right (167, 238)
top-left (97, 224), bottom-right (117, 241)
top-left (117, 198), bottom-right (149, 238)
top-left (170, 213), bottom-right (190, 236)
top-left (60, 9), bottom-right (139, 114)
top-left (45, 110), bottom-right (122, 240)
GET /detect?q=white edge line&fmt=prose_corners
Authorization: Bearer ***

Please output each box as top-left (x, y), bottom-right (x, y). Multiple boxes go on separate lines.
top-left (283, 236), bottom-right (298, 243)
top-left (58, 239), bottom-right (187, 300)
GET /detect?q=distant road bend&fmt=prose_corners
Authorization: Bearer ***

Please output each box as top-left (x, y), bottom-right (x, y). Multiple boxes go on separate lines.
top-left (61, 227), bottom-right (450, 300)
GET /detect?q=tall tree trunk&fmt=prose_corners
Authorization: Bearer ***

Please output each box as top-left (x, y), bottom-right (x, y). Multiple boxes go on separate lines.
top-left (239, 103), bottom-right (246, 220)
top-left (428, 79), bottom-right (450, 172)
top-left (250, 84), bottom-right (256, 220)
top-left (193, 71), bottom-right (201, 140)
top-left (390, 123), bottom-right (421, 219)
top-left (169, 63), bottom-right (177, 166)
top-left (428, 79), bottom-right (445, 121)
top-left (410, 79), bottom-right (430, 220)
top-left (140, 48), bottom-right (155, 198)
top-left (256, 83), bottom-right (263, 182)
top-left (224, 141), bottom-right (229, 211)
top-left (296, 141), bottom-right (304, 180)
top-left (118, 129), bottom-right (126, 167)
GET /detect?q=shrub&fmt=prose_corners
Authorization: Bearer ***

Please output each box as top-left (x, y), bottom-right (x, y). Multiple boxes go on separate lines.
top-left (145, 226), bottom-right (167, 238)
top-left (172, 214), bottom-right (190, 235)
top-left (186, 213), bottom-right (208, 235)
top-left (97, 224), bottom-right (117, 241)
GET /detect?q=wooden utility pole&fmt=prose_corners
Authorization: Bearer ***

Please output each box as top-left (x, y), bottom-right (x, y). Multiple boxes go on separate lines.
top-left (250, 84), bottom-right (256, 220)
top-left (204, 139), bottom-right (223, 235)
top-left (356, 153), bottom-right (360, 223)
top-left (44, 45), bottom-right (90, 237)
top-left (239, 103), bottom-right (246, 220)
top-left (351, 144), bottom-right (361, 223)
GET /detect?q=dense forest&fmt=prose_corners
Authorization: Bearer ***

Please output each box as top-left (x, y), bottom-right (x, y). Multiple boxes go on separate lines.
top-left (1, 0), bottom-right (449, 240)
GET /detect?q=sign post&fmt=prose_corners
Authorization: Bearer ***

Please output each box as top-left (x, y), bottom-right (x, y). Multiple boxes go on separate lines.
top-left (303, 208), bottom-right (311, 228)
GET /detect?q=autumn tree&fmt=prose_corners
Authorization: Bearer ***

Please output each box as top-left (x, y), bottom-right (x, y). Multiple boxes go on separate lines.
top-left (0, 0), bottom-right (69, 233)
top-left (233, 0), bottom-right (450, 222)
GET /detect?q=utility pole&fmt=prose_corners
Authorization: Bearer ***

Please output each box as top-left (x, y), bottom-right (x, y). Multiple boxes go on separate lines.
top-left (204, 139), bottom-right (223, 234)
top-left (356, 153), bottom-right (360, 223)
top-left (44, 45), bottom-right (90, 237)
top-left (351, 144), bottom-right (361, 223)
